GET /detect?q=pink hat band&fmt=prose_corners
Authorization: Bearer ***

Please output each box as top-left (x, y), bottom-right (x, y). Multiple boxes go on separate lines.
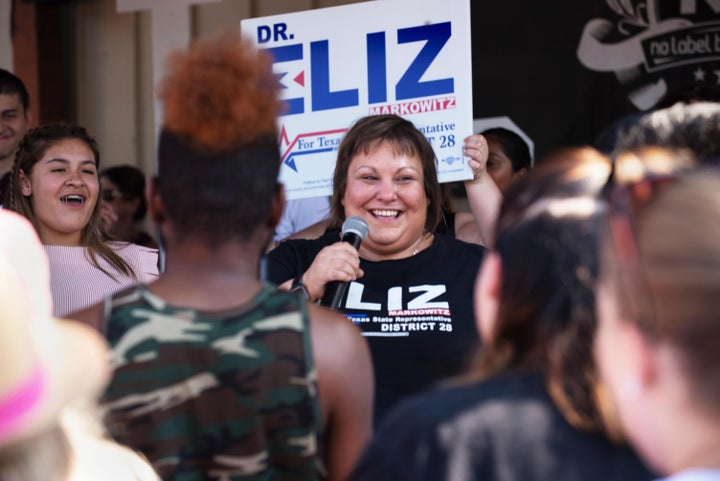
top-left (0, 365), bottom-right (46, 443)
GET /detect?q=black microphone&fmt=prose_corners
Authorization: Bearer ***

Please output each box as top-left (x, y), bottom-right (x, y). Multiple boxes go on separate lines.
top-left (320, 216), bottom-right (369, 309)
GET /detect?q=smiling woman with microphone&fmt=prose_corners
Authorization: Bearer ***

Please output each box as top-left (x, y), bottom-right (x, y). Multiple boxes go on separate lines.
top-left (266, 114), bottom-right (486, 424)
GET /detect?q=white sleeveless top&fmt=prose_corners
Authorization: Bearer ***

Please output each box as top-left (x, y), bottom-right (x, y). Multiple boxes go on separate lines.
top-left (45, 242), bottom-right (159, 317)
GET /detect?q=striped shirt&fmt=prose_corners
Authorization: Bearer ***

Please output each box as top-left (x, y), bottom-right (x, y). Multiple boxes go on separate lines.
top-left (45, 242), bottom-right (159, 317)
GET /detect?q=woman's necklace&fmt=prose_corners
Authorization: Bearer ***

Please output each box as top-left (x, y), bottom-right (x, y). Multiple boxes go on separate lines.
top-left (412, 231), bottom-right (429, 256)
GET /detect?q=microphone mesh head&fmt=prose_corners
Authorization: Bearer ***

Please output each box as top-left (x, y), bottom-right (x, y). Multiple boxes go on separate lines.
top-left (342, 216), bottom-right (369, 240)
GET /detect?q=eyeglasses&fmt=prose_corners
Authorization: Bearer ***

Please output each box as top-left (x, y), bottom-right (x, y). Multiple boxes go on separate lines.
top-left (603, 168), bottom-right (677, 335)
top-left (101, 189), bottom-right (131, 202)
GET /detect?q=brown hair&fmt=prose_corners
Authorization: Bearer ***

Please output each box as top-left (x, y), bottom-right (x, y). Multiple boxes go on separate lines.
top-left (475, 147), bottom-right (612, 432)
top-left (328, 114), bottom-right (442, 232)
top-left (7, 123), bottom-right (135, 280)
top-left (615, 102), bottom-right (720, 162)
top-left (0, 68), bottom-right (29, 113)
top-left (601, 166), bottom-right (720, 416)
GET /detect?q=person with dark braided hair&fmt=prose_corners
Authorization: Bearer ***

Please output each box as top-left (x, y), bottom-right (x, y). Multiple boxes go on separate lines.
top-left (73, 32), bottom-right (373, 481)
top-left (6, 122), bottom-right (159, 316)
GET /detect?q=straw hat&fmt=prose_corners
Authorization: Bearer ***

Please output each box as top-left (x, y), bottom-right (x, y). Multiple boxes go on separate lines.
top-left (0, 210), bottom-right (110, 446)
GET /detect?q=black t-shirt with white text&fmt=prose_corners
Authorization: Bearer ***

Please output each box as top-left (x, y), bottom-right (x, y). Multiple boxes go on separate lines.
top-left (265, 232), bottom-right (485, 423)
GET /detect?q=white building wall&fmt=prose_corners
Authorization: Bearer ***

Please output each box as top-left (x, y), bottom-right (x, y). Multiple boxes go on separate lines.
top-left (73, 0), bottom-right (363, 174)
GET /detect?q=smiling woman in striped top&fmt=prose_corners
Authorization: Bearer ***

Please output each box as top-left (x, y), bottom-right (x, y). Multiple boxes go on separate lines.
top-left (6, 123), bottom-right (158, 316)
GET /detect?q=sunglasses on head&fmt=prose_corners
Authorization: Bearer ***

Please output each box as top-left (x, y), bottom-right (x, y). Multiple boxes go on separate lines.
top-left (101, 189), bottom-right (131, 202)
top-left (602, 162), bottom-right (679, 333)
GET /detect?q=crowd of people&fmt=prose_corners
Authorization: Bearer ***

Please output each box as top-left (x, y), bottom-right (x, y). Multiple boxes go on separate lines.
top-left (1, 28), bottom-right (720, 481)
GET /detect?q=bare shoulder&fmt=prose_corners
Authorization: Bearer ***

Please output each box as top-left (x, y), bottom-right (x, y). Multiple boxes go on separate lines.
top-left (306, 302), bottom-right (368, 358)
top-left (305, 302), bottom-right (374, 481)
top-left (304, 302), bottom-right (373, 412)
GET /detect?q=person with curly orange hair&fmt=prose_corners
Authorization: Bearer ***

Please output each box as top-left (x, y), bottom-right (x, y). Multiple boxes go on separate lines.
top-left (74, 32), bottom-right (373, 481)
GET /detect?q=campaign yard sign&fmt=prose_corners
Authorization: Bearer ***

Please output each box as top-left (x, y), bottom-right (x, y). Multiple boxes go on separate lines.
top-left (241, 0), bottom-right (473, 200)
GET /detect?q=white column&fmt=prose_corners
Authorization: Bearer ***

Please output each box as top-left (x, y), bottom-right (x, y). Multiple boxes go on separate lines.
top-left (116, 0), bottom-right (220, 156)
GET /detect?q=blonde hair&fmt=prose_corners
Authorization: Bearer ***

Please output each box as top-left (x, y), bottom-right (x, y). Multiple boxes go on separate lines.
top-left (0, 404), bottom-right (159, 481)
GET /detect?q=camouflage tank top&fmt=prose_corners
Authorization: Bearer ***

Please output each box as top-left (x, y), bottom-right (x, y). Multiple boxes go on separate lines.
top-left (100, 284), bottom-right (326, 481)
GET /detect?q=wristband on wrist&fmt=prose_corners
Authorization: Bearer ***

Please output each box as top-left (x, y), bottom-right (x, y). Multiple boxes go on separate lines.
top-left (290, 276), bottom-right (311, 301)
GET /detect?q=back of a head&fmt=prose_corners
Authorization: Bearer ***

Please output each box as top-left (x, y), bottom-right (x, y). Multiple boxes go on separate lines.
top-left (614, 102), bottom-right (720, 162)
top-left (654, 83), bottom-right (720, 109)
top-left (479, 147), bottom-right (611, 431)
top-left (481, 127), bottom-right (532, 172)
top-left (156, 32), bottom-right (283, 246)
top-left (0, 68), bottom-right (29, 112)
top-left (603, 165), bottom-right (720, 417)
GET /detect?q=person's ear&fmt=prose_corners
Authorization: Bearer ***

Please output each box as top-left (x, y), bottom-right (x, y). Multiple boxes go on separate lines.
top-left (618, 321), bottom-right (658, 399)
top-left (268, 183), bottom-right (286, 230)
top-left (146, 176), bottom-right (165, 224)
top-left (19, 169), bottom-right (32, 196)
top-left (475, 251), bottom-right (502, 342)
top-left (512, 167), bottom-right (529, 182)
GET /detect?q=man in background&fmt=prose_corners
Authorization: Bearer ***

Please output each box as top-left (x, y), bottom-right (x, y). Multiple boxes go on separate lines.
top-left (0, 68), bottom-right (31, 205)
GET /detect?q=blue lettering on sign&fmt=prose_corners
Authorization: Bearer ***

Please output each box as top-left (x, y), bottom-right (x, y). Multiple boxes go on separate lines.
top-left (266, 44), bottom-right (304, 115)
top-left (257, 23), bottom-right (291, 43)
top-left (263, 21), bottom-right (454, 115)
top-left (396, 22), bottom-right (453, 100)
top-left (367, 31), bottom-right (387, 103)
top-left (311, 40), bottom-right (359, 111)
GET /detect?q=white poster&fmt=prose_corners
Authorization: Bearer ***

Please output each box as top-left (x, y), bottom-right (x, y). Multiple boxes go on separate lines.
top-left (242, 0), bottom-right (473, 200)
